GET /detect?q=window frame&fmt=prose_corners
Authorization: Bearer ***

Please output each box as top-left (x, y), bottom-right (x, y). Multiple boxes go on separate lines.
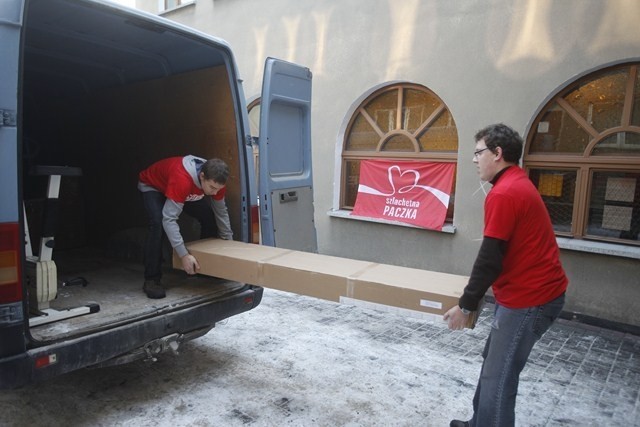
top-left (340, 83), bottom-right (458, 217)
top-left (524, 63), bottom-right (640, 246)
top-left (159, 0), bottom-right (195, 13)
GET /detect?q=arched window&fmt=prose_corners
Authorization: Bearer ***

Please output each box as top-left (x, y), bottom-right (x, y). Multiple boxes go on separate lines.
top-left (341, 83), bottom-right (458, 221)
top-left (525, 63), bottom-right (640, 245)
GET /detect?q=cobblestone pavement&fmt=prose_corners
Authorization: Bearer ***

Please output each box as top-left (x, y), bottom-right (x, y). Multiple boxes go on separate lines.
top-left (1, 289), bottom-right (639, 426)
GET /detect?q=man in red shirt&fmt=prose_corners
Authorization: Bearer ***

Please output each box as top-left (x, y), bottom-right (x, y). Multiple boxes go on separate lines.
top-left (138, 156), bottom-right (233, 299)
top-left (445, 124), bottom-right (568, 427)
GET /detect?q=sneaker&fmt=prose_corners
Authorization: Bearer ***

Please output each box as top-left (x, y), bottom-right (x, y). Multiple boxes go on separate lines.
top-left (143, 280), bottom-right (166, 299)
top-left (450, 421), bottom-right (470, 427)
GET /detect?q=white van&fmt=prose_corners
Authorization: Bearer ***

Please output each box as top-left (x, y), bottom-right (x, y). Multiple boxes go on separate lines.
top-left (0, 0), bottom-right (315, 389)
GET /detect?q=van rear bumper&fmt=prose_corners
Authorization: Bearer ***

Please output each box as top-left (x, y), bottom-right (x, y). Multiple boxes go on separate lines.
top-left (0, 285), bottom-right (263, 390)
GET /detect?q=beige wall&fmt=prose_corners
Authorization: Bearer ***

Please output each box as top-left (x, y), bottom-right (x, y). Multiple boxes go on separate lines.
top-left (137, 0), bottom-right (640, 327)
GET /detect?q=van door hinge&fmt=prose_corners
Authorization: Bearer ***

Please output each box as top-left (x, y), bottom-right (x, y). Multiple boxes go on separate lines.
top-left (246, 135), bottom-right (258, 146)
top-left (1, 109), bottom-right (17, 127)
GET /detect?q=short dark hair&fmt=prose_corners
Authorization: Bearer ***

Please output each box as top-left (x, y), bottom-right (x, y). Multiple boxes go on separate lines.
top-left (474, 123), bottom-right (523, 164)
top-left (201, 158), bottom-right (229, 184)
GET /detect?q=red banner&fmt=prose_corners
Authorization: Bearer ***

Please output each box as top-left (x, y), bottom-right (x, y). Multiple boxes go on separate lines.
top-left (351, 160), bottom-right (455, 230)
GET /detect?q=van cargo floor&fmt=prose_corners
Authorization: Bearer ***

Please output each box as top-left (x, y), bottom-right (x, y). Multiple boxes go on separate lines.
top-left (28, 249), bottom-right (245, 342)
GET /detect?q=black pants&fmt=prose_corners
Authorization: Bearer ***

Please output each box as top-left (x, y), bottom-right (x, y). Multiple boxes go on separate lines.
top-left (142, 191), bottom-right (217, 281)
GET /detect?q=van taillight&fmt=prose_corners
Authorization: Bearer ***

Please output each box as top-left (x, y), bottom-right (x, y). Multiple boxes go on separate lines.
top-left (35, 353), bottom-right (58, 369)
top-left (250, 204), bottom-right (260, 244)
top-left (0, 223), bottom-right (22, 303)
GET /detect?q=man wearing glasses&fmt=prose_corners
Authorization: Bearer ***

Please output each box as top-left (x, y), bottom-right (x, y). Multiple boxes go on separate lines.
top-left (445, 124), bottom-right (568, 427)
top-left (138, 156), bottom-right (233, 299)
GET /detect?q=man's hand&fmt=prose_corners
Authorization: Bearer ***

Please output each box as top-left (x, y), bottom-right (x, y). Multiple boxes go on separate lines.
top-left (181, 254), bottom-right (200, 275)
top-left (443, 305), bottom-right (469, 330)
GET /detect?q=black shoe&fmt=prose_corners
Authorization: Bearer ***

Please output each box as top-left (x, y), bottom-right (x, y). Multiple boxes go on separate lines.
top-left (143, 280), bottom-right (166, 299)
top-left (450, 421), bottom-right (470, 427)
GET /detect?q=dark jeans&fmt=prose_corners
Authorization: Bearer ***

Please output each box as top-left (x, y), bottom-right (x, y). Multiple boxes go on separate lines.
top-left (142, 191), bottom-right (217, 281)
top-left (470, 292), bottom-right (565, 427)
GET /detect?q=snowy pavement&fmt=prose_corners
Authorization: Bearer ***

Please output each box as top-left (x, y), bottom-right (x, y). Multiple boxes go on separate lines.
top-left (2, 289), bottom-right (639, 426)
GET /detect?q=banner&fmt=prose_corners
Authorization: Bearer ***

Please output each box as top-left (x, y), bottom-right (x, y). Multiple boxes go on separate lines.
top-left (351, 160), bottom-right (455, 230)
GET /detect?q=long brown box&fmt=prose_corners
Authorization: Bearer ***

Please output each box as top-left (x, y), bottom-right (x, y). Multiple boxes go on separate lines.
top-left (173, 239), bottom-right (478, 328)
top-left (172, 239), bottom-right (291, 285)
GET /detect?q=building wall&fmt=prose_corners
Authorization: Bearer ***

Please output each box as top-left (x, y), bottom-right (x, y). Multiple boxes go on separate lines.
top-left (137, 0), bottom-right (640, 327)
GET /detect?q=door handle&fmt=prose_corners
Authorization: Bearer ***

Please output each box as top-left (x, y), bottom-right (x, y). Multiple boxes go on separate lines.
top-left (279, 191), bottom-right (298, 203)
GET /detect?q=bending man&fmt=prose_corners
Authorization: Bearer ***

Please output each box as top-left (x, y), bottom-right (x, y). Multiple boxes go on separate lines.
top-left (138, 156), bottom-right (232, 299)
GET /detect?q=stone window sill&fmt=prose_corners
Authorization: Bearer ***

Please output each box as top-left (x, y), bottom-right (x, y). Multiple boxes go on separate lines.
top-left (556, 237), bottom-right (640, 260)
top-left (327, 209), bottom-right (456, 234)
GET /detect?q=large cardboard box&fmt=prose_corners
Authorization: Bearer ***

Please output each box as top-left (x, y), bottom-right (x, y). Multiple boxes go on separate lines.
top-left (348, 263), bottom-right (465, 316)
top-left (261, 250), bottom-right (373, 302)
top-left (175, 239), bottom-right (478, 328)
top-left (172, 239), bottom-right (291, 284)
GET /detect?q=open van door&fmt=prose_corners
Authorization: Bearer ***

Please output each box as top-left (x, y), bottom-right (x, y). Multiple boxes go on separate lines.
top-left (0, 1), bottom-right (21, 223)
top-left (258, 58), bottom-right (317, 252)
top-left (0, 0), bottom-right (26, 361)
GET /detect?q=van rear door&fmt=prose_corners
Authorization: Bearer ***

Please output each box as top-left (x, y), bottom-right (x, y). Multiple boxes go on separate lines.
top-left (0, 0), bottom-right (26, 360)
top-left (0, 2), bottom-right (21, 224)
top-left (258, 58), bottom-right (317, 252)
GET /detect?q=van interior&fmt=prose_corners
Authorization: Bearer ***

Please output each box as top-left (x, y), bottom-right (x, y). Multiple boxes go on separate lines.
top-left (21, 0), bottom-right (250, 341)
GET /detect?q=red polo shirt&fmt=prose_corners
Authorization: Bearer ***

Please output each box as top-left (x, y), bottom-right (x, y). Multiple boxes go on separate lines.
top-left (484, 167), bottom-right (568, 308)
top-left (139, 157), bottom-right (225, 203)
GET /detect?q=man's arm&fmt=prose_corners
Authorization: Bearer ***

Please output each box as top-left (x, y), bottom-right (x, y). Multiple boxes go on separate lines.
top-left (444, 236), bottom-right (506, 329)
top-left (162, 199), bottom-right (187, 256)
top-left (459, 236), bottom-right (506, 310)
top-left (162, 199), bottom-right (200, 274)
top-left (212, 198), bottom-right (233, 240)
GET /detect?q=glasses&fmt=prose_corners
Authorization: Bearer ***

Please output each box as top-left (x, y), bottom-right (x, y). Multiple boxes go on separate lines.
top-left (473, 147), bottom-right (490, 158)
